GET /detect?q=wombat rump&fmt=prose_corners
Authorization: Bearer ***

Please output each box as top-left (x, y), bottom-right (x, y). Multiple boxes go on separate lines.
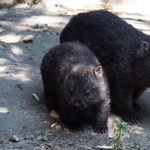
top-left (60, 10), bottom-right (150, 123)
top-left (40, 41), bottom-right (110, 133)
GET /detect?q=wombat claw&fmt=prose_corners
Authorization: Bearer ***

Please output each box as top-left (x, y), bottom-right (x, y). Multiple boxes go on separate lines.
top-left (68, 126), bottom-right (84, 132)
top-left (122, 114), bottom-right (142, 124)
top-left (94, 126), bottom-right (108, 134)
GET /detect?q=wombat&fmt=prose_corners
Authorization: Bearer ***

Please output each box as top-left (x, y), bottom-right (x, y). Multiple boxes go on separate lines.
top-left (41, 41), bottom-right (110, 133)
top-left (60, 10), bottom-right (150, 123)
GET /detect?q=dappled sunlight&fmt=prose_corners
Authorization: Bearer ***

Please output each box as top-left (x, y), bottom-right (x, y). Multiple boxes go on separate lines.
top-left (0, 57), bottom-right (32, 82)
top-left (0, 66), bottom-right (8, 73)
top-left (7, 51), bottom-right (20, 62)
top-left (109, 0), bottom-right (150, 15)
top-left (0, 58), bottom-right (10, 65)
top-left (21, 15), bottom-right (69, 28)
top-left (11, 45), bottom-right (23, 55)
top-left (0, 65), bottom-right (31, 82)
top-left (10, 71), bottom-right (31, 82)
top-left (1, 21), bottom-right (33, 32)
top-left (129, 21), bottom-right (150, 34)
top-left (132, 126), bottom-right (145, 134)
top-left (1, 33), bottom-right (23, 43)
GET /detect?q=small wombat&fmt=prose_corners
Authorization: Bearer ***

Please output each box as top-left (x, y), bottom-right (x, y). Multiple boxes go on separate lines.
top-left (60, 10), bottom-right (150, 123)
top-left (41, 41), bottom-right (110, 133)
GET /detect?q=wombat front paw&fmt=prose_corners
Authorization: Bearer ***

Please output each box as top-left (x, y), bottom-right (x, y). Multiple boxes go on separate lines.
top-left (67, 125), bottom-right (84, 132)
top-left (94, 125), bottom-right (108, 134)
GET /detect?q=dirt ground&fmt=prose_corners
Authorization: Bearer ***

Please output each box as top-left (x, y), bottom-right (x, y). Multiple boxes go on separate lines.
top-left (1, 3), bottom-right (150, 150)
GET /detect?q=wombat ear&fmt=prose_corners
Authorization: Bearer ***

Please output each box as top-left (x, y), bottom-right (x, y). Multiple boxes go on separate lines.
top-left (94, 66), bottom-right (102, 77)
top-left (138, 41), bottom-right (150, 57)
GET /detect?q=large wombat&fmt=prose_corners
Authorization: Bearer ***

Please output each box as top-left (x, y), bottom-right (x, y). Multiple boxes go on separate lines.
top-left (41, 41), bottom-right (110, 133)
top-left (60, 10), bottom-right (150, 123)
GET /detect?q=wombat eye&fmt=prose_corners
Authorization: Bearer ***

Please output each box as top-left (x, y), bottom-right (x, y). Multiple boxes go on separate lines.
top-left (85, 90), bottom-right (91, 96)
top-left (69, 89), bottom-right (73, 95)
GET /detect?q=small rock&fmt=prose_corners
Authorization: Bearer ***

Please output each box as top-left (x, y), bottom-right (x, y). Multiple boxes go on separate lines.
top-left (79, 139), bottom-right (83, 142)
top-left (10, 134), bottom-right (20, 142)
top-left (23, 35), bottom-right (34, 43)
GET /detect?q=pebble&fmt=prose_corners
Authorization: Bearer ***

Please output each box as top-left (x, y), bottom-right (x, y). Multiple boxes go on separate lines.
top-left (79, 139), bottom-right (83, 142)
top-left (23, 35), bottom-right (34, 43)
top-left (10, 134), bottom-right (20, 142)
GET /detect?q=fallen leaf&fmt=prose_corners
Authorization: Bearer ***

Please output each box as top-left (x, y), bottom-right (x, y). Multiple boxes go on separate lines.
top-left (50, 122), bottom-right (58, 128)
top-left (50, 111), bottom-right (59, 119)
top-left (42, 135), bottom-right (50, 141)
top-left (0, 107), bottom-right (10, 113)
top-left (32, 93), bottom-right (40, 101)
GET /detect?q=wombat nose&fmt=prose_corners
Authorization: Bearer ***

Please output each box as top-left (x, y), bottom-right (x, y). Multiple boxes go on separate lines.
top-left (74, 102), bottom-right (81, 107)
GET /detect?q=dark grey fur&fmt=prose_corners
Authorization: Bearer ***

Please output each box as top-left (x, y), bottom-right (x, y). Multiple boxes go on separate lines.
top-left (41, 41), bottom-right (110, 133)
top-left (60, 10), bottom-right (150, 123)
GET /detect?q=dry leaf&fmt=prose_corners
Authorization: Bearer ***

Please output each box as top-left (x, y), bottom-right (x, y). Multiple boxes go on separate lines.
top-left (50, 111), bottom-right (59, 119)
top-left (50, 122), bottom-right (58, 128)
top-left (0, 107), bottom-right (10, 113)
top-left (32, 93), bottom-right (40, 101)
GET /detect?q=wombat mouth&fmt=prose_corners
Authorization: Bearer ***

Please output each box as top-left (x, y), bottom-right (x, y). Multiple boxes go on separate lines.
top-left (69, 102), bottom-right (86, 111)
top-left (70, 100), bottom-right (101, 111)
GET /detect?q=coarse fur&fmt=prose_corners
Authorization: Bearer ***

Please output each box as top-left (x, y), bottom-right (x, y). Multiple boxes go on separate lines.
top-left (41, 41), bottom-right (110, 133)
top-left (60, 10), bottom-right (150, 123)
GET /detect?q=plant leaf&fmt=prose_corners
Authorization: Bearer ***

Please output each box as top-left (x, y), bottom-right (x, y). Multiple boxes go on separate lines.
top-left (32, 93), bottom-right (40, 101)
top-left (42, 135), bottom-right (50, 141)
top-left (117, 119), bottom-right (123, 124)
top-left (50, 122), bottom-right (58, 128)
top-left (121, 122), bottom-right (128, 125)
top-left (0, 107), bottom-right (10, 113)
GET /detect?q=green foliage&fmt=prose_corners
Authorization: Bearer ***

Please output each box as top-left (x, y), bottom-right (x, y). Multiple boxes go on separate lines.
top-left (32, 93), bottom-right (40, 101)
top-left (42, 134), bottom-right (50, 142)
top-left (110, 119), bottom-right (132, 150)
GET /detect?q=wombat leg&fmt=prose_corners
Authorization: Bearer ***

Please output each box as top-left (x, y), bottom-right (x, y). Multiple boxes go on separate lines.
top-left (120, 100), bottom-right (142, 124)
top-left (60, 111), bottom-right (84, 131)
top-left (93, 100), bottom-right (110, 134)
top-left (64, 120), bottom-right (84, 132)
top-left (111, 85), bottom-right (142, 123)
top-left (132, 87), bottom-right (146, 112)
top-left (44, 88), bottom-right (60, 112)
